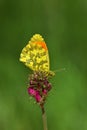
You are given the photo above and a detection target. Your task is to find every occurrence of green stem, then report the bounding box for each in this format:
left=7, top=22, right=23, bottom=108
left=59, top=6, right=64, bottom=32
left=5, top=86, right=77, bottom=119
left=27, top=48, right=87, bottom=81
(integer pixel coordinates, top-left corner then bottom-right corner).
left=41, top=106, right=48, bottom=130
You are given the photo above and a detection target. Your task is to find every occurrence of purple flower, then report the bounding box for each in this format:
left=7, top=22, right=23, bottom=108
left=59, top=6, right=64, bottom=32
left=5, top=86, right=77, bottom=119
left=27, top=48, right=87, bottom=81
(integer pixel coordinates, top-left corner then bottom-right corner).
left=27, top=71, right=53, bottom=105
left=35, top=92, right=41, bottom=102
left=47, top=83, right=52, bottom=91
left=42, top=89, right=47, bottom=94
left=28, top=87, right=36, bottom=96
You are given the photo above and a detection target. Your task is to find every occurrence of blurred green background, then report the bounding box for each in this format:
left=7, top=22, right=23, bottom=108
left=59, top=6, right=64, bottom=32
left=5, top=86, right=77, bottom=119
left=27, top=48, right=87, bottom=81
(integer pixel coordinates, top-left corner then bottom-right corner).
left=0, top=0, right=87, bottom=130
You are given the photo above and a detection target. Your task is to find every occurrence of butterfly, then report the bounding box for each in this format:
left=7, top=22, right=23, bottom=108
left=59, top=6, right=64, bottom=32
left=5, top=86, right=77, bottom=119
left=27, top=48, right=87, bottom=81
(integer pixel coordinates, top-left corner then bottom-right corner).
left=19, top=34, right=55, bottom=77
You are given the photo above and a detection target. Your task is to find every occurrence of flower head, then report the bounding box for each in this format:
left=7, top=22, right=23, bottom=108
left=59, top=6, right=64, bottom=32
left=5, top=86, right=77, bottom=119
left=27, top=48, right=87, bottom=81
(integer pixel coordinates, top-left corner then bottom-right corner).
left=27, top=71, right=52, bottom=106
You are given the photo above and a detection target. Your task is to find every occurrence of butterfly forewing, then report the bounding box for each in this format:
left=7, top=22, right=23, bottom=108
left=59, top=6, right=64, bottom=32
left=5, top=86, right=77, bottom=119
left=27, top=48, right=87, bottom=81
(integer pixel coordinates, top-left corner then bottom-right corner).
left=20, top=34, right=50, bottom=72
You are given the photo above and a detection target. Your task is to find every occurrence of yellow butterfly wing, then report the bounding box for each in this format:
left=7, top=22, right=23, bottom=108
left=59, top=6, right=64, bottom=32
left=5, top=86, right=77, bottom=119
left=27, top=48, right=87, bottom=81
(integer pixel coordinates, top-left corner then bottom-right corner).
left=20, top=34, right=50, bottom=72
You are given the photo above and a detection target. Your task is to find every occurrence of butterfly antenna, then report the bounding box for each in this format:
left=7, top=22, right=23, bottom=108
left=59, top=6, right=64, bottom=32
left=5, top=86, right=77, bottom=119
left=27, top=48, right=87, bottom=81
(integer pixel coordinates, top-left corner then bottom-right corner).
left=53, top=68, right=66, bottom=73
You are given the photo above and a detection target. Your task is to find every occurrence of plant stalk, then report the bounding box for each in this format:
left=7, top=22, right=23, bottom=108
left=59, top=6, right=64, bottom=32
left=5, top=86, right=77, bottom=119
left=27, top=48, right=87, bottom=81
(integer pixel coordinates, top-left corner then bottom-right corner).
left=41, top=106, right=48, bottom=130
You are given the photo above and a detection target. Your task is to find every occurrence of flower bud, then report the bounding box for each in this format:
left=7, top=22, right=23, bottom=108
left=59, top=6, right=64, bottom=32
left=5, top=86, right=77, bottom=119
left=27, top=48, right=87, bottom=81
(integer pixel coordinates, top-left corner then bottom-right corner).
left=47, top=83, right=52, bottom=91
left=42, top=89, right=47, bottom=95
left=35, top=92, right=41, bottom=102
left=28, top=87, right=36, bottom=96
